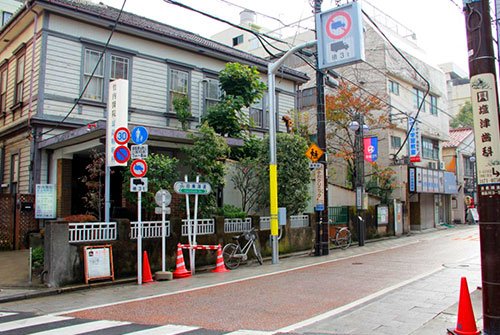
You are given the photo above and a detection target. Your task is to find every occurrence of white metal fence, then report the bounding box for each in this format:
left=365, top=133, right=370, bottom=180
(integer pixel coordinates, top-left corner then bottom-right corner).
left=130, top=221, right=171, bottom=239
left=68, top=222, right=117, bottom=243
left=259, top=216, right=271, bottom=230
left=181, top=219, right=215, bottom=236
left=224, top=218, right=252, bottom=233
left=290, top=215, right=309, bottom=228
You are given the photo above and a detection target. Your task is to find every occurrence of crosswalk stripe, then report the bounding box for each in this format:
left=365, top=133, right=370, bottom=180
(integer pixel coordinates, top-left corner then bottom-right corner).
left=0, top=312, right=16, bottom=318
left=0, top=315, right=72, bottom=332
left=125, top=324, right=200, bottom=334
left=30, top=320, right=131, bottom=335
left=225, top=331, right=273, bottom=335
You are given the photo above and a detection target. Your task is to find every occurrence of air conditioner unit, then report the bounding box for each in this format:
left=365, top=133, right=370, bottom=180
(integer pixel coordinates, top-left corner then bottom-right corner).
left=439, top=162, right=445, bottom=170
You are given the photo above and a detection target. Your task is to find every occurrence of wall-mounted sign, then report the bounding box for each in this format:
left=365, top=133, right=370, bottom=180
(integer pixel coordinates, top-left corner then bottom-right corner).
left=470, top=73, right=500, bottom=186
left=35, top=184, right=56, bottom=219
left=409, top=167, right=457, bottom=194
left=408, top=116, right=421, bottom=163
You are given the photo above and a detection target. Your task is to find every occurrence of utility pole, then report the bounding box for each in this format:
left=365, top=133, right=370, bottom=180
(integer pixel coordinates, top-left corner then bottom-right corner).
left=354, top=114, right=365, bottom=246
left=314, top=0, right=329, bottom=256
left=464, top=1, right=500, bottom=333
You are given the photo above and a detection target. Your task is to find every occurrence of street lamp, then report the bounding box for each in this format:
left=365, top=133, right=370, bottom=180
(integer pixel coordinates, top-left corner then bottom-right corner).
left=349, top=114, right=367, bottom=247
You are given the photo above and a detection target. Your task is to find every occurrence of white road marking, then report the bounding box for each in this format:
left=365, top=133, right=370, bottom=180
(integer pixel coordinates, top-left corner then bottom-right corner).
left=0, top=312, right=16, bottom=318
left=0, top=315, right=72, bottom=332
left=125, top=324, right=199, bottom=334
left=31, top=320, right=131, bottom=335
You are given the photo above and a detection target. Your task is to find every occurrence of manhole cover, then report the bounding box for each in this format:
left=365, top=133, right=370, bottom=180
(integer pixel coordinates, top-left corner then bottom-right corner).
left=352, top=262, right=363, bottom=265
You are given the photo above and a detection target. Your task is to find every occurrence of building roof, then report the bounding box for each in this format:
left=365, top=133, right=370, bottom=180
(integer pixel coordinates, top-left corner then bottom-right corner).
left=442, top=128, right=473, bottom=148
left=25, top=0, right=308, bottom=82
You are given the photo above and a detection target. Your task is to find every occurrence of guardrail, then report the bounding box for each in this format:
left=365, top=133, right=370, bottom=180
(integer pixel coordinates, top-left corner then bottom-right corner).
left=181, top=219, right=215, bottom=236
left=259, top=216, right=271, bottom=230
left=224, top=218, right=252, bottom=233
left=130, top=221, right=171, bottom=239
left=68, top=222, right=117, bottom=243
left=290, top=215, right=309, bottom=228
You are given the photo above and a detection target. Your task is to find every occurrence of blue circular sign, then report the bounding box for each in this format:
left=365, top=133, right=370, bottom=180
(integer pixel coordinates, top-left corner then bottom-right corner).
left=114, top=146, right=130, bottom=164
left=131, top=126, right=148, bottom=145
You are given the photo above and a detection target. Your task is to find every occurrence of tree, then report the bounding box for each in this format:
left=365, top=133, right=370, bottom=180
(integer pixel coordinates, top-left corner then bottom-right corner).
left=204, top=62, right=266, bottom=137
left=230, top=157, right=263, bottom=213
left=122, top=153, right=179, bottom=214
left=256, top=133, right=310, bottom=215
left=183, top=122, right=230, bottom=216
left=172, top=96, right=191, bottom=131
left=325, top=81, right=390, bottom=189
left=365, top=162, right=397, bottom=203
left=79, top=150, right=107, bottom=220
left=450, top=101, right=473, bottom=129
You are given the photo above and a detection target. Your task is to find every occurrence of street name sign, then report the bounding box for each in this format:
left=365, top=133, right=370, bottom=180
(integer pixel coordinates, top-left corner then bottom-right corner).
left=174, top=181, right=212, bottom=195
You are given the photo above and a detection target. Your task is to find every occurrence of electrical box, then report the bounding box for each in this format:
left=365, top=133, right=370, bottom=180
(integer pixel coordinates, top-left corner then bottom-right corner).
left=278, top=207, right=287, bottom=226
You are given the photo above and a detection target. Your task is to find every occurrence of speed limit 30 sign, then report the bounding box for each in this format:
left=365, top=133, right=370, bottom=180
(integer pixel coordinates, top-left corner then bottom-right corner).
left=114, top=127, right=130, bottom=145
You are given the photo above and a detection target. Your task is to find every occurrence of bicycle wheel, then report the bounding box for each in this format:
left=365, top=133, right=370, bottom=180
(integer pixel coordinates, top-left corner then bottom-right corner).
left=335, top=228, right=352, bottom=250
left=252, top=242, right=263, bottom=265
left=222, top=243, right=241, bottom=269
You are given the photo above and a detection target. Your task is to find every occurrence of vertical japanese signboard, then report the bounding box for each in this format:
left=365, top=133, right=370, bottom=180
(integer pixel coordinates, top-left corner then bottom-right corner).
left=408, top=116, right=421, bottom=162
left=106, top=79, right=129, bottom=167
left=316, top=2, right=364, bottom=69
left=315, top=164, right=325, bottom=211
left=470, top=73, right=500, bottom=185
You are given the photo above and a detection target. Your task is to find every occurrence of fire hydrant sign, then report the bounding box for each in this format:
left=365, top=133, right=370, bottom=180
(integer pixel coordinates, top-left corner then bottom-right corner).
left=316, top=2, right=364, bottom=69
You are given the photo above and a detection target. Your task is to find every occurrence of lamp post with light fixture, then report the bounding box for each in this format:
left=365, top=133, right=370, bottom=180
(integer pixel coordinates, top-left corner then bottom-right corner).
left=349, top=114, right=368, bottom=246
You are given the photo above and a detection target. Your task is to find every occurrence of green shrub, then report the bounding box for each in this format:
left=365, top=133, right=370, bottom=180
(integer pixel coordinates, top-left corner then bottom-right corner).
left=215, top=204, right=246, bottom=219
left=32, top=247, right=44, bottom=268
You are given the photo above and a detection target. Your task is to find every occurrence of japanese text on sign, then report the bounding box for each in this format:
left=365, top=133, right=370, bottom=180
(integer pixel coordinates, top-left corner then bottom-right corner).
left=470, top=73, right=500, bottom=185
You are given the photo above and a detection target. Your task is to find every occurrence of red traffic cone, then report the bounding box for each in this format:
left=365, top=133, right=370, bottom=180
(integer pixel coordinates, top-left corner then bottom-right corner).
left=173, top=244, right=191, bottom=279
left=141, top=251, right=155, bottom=285
left=212, top=244, right=230, bottom=273
left=447, top=277, right=481, bottom=335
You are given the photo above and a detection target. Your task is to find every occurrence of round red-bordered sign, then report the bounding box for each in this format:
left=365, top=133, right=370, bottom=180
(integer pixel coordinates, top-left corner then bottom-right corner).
left=114, top=127, right=131, bottom=145
left=130, top=159, right=148, bottom=178
left=113, top=146, right=130, bottom=164
left=326, top=11, right=352, bottom=40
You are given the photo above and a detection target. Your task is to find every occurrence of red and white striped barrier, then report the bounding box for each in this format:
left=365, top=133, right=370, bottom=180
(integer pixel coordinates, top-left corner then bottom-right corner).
left=179, top=244, right=219, bottom=250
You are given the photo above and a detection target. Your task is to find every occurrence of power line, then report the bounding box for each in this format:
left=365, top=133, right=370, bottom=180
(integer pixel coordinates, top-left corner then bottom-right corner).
left=40, top=0, right=127, bottom=137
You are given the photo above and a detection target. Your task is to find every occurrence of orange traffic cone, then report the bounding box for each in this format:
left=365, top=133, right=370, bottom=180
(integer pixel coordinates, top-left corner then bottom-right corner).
left=173, top=244, right=191, bottom=279
left=212, top=244, right=230, bottom=273
left=141, top=251, right=155, bottom=285
left=447, top=277, right=481, bottom=335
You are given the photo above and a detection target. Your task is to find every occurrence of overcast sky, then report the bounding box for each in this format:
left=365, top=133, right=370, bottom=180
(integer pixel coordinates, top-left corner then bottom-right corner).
left=91, top=0, right=471, bottom=73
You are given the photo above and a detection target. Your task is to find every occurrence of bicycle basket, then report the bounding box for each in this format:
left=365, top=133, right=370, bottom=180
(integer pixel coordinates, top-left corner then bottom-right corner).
left=243, top=232, right=251, bottom=240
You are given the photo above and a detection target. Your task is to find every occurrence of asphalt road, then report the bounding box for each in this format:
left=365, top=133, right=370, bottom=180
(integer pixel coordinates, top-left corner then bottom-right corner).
left=0, top=226, right=481, bottom=334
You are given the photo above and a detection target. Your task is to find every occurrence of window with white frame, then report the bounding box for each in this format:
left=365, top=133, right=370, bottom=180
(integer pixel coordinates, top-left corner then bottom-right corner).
left=169, top=68, right=189, bottom=112
left=250, top=95, right=268, bottom=129
left=389, top=80, right=399, bottom=95
left=422, top=137, right=439, bottom=160
left=82, top=49, right=130, bottom=102
left=110, top=55, right=129, bottom=81
left=83, top=49, right=104, bottom=101
left=2, top=12, right=12, bottom=25
left=430, top=95, right=437, bottom=115
left=15, top=53, right=25, bottom=104
left=204, top=78, right=219, bottom=112
left=0, top=66, right=7, bottom=118
left=413, top=87, right=425, bottom=111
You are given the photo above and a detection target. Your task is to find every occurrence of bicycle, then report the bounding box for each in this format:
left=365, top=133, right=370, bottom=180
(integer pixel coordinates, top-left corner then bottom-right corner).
left=223, top=227, right=263, bottom=269
left=331, top=225, right=352, bottom=250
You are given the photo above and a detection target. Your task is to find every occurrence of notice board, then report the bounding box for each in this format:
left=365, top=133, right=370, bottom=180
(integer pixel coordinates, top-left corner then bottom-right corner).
left=84, top=245, right=114, bottom=284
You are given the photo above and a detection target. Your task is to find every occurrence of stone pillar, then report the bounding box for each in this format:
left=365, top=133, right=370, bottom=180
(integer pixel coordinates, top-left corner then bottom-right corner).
left=44, top=221, right=71, bottom=287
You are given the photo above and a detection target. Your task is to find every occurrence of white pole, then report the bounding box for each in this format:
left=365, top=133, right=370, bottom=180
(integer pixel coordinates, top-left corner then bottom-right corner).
left=161, top=192, right=166, bottom=272
left=192, top=175, right=200, bottom=275
left=184, top=175, right=192, bottom=273
left=137, top=190, right=142, bottom=285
